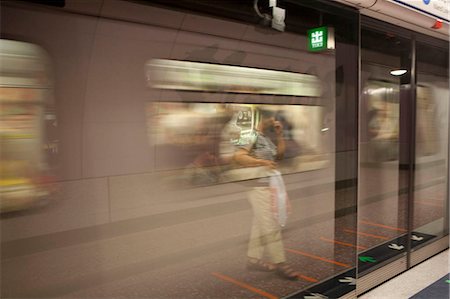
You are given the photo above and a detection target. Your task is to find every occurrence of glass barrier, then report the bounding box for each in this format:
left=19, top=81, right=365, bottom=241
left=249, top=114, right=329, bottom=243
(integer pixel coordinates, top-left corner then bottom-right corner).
left=0, top=1, right=358, bottom=298
left=413, top=42, right=449, bottom=241
left=359, top=27, right=410, bottom=274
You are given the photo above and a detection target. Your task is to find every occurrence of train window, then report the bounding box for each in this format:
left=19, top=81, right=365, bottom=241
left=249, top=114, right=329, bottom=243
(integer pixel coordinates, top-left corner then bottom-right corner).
left=148, top=101, right=327, bottom=187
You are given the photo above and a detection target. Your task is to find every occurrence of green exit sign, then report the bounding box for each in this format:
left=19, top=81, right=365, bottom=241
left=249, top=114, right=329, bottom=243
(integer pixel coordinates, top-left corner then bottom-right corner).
left=308, top=26, right=335, bottom=52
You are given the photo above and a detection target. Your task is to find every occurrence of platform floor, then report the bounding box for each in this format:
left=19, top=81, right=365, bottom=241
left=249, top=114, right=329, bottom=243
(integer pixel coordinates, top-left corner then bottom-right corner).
left=359, top=249, right=449, bottom=299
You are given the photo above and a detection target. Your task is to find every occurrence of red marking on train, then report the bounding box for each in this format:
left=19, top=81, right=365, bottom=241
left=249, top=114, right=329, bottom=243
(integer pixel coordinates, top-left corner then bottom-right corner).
left=359, top=220, right=407, bottom=232
left=343, top=229, right=389, bottom=240
left=286, top=248, right=350, bottom=268
left=319, top=237, right=368, bottom=250
left=211, top=272, right=278, bottom=299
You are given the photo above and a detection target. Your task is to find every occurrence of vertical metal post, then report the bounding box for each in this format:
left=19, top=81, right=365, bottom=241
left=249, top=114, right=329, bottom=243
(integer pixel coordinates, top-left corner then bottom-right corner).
left=356, top=11, right=361, bottom=279
left=398, top=35, right=415, bottom=269
left=445, top=69, right=450, bottom=236
left=406, top=36, right=417, bottom=269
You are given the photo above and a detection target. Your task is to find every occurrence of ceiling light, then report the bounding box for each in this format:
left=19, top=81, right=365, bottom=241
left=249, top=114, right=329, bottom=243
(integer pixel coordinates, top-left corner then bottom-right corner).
left=390, top=69, right=407, bottom=76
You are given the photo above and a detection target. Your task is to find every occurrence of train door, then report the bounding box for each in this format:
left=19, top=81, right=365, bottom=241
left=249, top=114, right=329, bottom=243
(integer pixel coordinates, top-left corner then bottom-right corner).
left=358, top=19, right=449, bottom=293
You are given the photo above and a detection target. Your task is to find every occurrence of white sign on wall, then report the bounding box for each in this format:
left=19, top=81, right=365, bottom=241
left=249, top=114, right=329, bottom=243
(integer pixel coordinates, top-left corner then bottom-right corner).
left=391, top=0, right=450, bottom=22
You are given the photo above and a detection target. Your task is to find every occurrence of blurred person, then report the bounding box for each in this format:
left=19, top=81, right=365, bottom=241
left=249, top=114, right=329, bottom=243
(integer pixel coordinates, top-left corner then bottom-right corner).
left=416, top=86, right=439, bottom=156
left=367, top=98, right=399, bottom=162
left=271, top=111, right=302, bottom=160
left=184, top=114, right=221, bottom=186
left=234, top=109, right=300, bottom=280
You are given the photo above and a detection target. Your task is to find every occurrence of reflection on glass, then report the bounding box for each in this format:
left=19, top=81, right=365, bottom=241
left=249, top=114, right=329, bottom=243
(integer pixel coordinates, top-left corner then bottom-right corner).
left=364, top=81, right=399, bottom=163
left=360, top=77, right=403, bottom=255
left=360, top=29, right=449, bottom=278
left=359, top=28, right=407, bottom=274
left=413, top=42, right=449, bottom=240
left=142, top=50, right=348, bottom=297
left=235, top=108, right=299, bottom=279
left=416, top=86, right=440, bottom=157
left=147, top=102, right=328, bottom=187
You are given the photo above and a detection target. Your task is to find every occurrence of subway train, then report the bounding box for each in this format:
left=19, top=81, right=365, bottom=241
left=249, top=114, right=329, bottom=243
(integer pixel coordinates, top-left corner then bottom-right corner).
left=0, top=0, right=448, bottom=298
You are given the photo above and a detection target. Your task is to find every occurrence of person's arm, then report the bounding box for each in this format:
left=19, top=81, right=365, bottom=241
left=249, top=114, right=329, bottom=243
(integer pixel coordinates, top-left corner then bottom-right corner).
left=234, top=148, right=276, bottom=168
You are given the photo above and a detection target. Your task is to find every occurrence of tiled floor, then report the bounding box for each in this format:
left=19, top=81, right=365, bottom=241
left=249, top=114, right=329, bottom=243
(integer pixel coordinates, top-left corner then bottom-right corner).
left=359, top=249, right=449, bottom=299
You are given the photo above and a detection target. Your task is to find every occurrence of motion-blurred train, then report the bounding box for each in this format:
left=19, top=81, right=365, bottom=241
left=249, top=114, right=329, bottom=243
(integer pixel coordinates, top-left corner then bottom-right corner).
left=1, top=0, right=336, bottom=212
left=1, top=0, right=447, bottom=212
left=0, top=39, right=57, bottom=212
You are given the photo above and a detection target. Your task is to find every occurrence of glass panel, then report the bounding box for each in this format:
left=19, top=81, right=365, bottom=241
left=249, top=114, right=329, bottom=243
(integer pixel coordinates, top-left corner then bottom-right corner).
left=0, top=1, right=358, bottom=298
left=359, top=27, right=411, bottom=274
left=413, top=41, right=449, bottom=241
